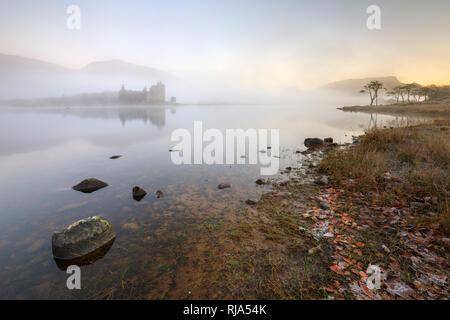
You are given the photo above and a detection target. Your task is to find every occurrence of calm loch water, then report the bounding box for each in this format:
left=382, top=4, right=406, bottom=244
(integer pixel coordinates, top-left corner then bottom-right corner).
left=0, top=101, right=397, bottom=299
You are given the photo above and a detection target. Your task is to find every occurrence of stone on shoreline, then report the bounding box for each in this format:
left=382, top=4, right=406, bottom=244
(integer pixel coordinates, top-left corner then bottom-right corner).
left=156, top=190, right=164, bottom=198
left=324, top=137, right=333, bottom=144
left=245, top=199, right=257, bottom=205
left=304, top=138, right=324, bottom=148
left=255, top=178, right=267, bottom=185
left=132, top=186, right=147, bottom=201
left=52, top=216, right=115, bottom=264
left=315, top=176, right=329, bottom=186
left=319, top=201, right=331, bottom=209
left=72, top=178, right=108, bottom=193
left=217, top=183, right=232, bottom=189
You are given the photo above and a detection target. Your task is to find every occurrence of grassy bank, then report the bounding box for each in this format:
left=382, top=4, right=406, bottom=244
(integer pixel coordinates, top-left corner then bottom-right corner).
left=208, top=121, right=449, bottom=300
left=340, top=102, right=450, bottom=119
left=136, top=120, right=449, bottom=300
left=318, top=120, right=449, bottom=230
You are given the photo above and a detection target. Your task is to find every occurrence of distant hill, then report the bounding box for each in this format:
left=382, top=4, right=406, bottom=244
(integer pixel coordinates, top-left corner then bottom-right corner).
left=0, top=53, right=67, bottom=74
left=321, top=76, right=403, bottom=95
left=0, top=53, right=175, bottom=99
left=81, top=59, right=175, bottom=81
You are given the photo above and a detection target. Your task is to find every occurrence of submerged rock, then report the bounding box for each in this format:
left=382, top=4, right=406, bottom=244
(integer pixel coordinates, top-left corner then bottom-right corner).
left=304, top=138, right=324, bottom=148
left=52, top=216, right=115, bottom=268
left=217, top=183, right=232, bottom=189
left=109, top=155, right=122, bottom=159
left=156, top=190, right=164, bottom=198
left=122, top=222, right=139, bottom=231
left=72, top=178, right=108, bottom=193
left=132, top=186, right=147, bottom=201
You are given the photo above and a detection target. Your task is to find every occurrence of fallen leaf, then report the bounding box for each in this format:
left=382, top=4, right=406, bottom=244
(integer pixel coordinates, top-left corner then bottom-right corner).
left=330, top=265, right=344, bottom=275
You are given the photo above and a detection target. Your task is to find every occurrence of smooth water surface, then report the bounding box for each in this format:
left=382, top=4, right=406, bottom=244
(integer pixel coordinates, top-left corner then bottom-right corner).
left=0, top=101, right=398, bottom=298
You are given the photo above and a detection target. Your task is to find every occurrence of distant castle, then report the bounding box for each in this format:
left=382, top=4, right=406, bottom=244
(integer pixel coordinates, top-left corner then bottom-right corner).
left=119, top=81, right=166, bottom=104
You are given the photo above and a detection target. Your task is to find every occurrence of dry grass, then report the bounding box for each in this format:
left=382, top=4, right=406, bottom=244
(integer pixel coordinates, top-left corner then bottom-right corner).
left=341, top=102, right=450, bottom=119
left=318, top=120, right=450, bottom=231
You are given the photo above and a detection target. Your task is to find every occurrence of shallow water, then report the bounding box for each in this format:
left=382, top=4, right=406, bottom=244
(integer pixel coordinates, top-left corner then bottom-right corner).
left=0, top=101, right=401, bottom=299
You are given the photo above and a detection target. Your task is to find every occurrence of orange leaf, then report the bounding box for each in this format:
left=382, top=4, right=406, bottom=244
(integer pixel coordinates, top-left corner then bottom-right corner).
left=361, top=285, right=376, bottom=300
left=330, top=265, right=343, bottom=275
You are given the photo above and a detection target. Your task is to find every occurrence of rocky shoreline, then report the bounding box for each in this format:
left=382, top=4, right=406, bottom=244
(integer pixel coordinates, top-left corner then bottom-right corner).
left=194, top=122, right=449, bottom=300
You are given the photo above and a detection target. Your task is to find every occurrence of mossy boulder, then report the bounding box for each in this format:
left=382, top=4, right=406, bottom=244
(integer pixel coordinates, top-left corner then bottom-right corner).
left=52, top=216, right=115, bottom=265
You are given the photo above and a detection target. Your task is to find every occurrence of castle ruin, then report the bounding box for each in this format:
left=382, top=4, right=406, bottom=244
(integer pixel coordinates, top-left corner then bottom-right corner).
left=119, top=81, right=166, bottom=104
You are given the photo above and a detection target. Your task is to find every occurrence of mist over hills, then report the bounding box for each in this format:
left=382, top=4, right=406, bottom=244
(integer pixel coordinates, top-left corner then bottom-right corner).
left=81, top=59, right=175, bottom=81
left=0, top=53, right=176, bottom=100
left=321, top=76, right=403, bottom=95
left=0, top=53, right=415, bottom=105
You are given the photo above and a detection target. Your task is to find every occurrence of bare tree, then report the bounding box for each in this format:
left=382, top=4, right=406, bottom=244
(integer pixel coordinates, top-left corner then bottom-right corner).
left=388, top=86, right=403, bottom=103
left=360, top=81, right=385, bottom=106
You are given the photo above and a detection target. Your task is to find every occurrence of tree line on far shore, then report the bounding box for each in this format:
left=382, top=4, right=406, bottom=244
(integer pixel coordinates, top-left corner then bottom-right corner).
left=360, top=81, right=450, bottom=106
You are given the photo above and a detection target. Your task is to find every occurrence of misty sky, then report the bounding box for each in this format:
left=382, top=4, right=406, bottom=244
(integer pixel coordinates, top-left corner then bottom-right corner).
left=1, top=0, right=449, bottom=92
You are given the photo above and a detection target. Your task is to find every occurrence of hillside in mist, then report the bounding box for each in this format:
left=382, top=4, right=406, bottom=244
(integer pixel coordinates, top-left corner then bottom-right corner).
left=321, top=76, right=403, bottom=95
left=0, top=53, right=175, bottom=100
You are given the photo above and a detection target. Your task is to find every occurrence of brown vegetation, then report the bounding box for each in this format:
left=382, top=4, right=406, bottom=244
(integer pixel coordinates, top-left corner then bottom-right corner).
left=319, top=120, right=449, bottom=230
left=341, top=102, right=450, bottom=119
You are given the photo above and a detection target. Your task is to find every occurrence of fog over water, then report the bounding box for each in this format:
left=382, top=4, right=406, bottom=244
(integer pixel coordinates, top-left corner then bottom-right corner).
left=2, top=0, right=447, bottom=299
left=0, top=93, right=408, bottom=299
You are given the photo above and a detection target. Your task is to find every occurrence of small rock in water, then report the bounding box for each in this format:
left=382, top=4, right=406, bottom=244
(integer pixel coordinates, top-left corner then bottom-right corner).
left=156, top=190, right=164, bottom=198
left=315, top=176, right=329, bottom=186
left=255, top=178, right=267, bottom=185
left=72, top=178, right=108, bottom=193
left=217, top=183, right=232, bottom=189
left=304, top=138, right=324, bottom=148
left=324, top=137, right=333, bottom=144
left=132, top=186, right=147, bottom=201
left=52, top=216, right=115, bottom=267
left=109, top=155, right=122, bottom=159
left=245, top=199, right=257, bottom=205
left=267, top=146, right=272, bottom=150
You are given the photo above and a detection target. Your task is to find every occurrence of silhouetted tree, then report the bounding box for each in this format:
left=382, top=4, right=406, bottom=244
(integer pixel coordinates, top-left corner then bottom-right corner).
left=360, top=81, right=385, bottom=106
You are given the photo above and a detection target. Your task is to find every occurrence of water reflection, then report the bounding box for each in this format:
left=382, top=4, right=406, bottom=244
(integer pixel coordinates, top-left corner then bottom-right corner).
left=53, top=238, right=115, bottom=271
left=0, top=102, right=412, bottom=299
left=118, top=107, right=168, bottom=127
